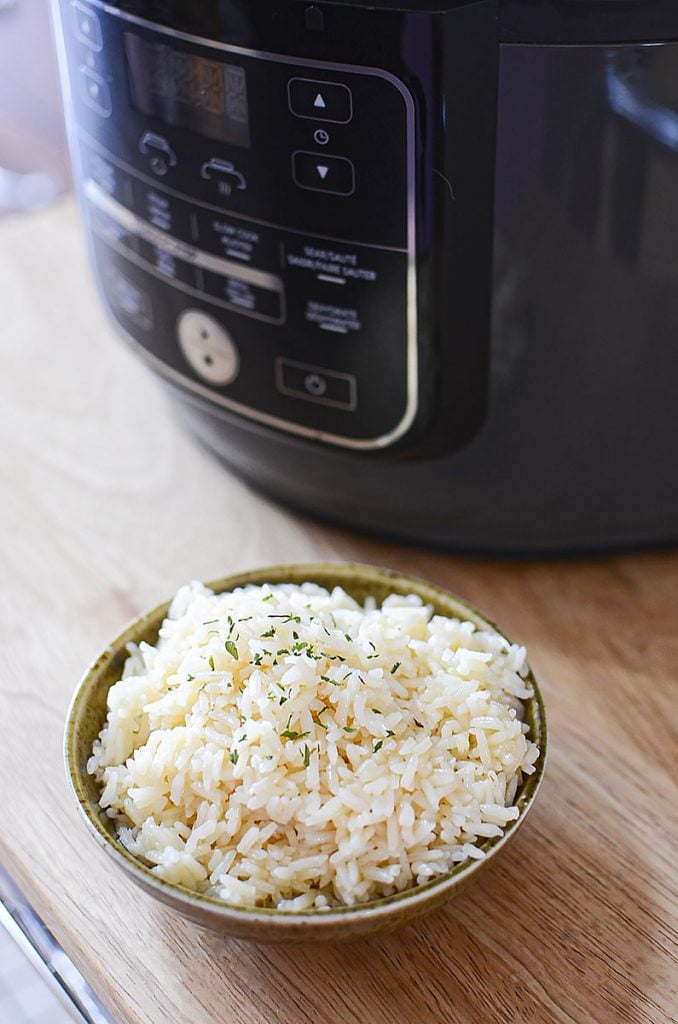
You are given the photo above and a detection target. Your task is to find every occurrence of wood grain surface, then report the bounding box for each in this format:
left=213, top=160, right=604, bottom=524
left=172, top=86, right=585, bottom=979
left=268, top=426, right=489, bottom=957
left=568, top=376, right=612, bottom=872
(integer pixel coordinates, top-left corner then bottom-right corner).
left=0, top=201, right=676, bottom=1024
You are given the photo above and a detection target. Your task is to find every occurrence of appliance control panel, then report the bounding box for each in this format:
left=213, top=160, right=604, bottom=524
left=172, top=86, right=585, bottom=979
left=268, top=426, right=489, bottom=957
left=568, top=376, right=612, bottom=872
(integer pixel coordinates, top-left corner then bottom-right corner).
left=55, top=0, right=416, bottom=449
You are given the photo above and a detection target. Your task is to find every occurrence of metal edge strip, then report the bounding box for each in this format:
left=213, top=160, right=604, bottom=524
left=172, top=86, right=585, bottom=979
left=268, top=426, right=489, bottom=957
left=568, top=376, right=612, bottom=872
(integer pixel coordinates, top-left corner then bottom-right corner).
left=0, top=865, right=115, bottom=1024
left=89, top=224, right=287, bottom=325
left=84, top=179, right=284, bottom=292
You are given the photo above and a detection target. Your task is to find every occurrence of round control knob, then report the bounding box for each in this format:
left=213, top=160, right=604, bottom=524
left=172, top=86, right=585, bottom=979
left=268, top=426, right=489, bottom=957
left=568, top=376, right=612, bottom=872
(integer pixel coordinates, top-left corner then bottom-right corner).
left=176, top=309, right=239, bottom=386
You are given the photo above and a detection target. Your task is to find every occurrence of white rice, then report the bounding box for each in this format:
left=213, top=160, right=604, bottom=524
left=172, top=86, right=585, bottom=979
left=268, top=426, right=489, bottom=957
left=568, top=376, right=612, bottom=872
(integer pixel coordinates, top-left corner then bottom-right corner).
left=88, top=581, right=540, bottom=910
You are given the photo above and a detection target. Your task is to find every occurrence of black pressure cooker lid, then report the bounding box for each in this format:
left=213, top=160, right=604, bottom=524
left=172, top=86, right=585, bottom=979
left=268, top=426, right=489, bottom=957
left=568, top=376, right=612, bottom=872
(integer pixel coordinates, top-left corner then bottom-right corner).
left=311, top=0, right=678, bottom=44
left=498, top=0, right=678, bottom=43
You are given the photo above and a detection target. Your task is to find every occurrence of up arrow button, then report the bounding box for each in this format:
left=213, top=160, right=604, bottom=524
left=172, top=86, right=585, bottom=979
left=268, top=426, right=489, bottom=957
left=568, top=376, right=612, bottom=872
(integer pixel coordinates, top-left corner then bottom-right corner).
left=287, top=78, right=353, bottom=123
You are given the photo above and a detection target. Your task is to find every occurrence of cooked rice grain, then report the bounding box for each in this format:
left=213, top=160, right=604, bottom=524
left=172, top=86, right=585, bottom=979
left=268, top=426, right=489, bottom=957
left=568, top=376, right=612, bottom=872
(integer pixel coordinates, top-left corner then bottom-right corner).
left=88, top=582, right=539, bottom=909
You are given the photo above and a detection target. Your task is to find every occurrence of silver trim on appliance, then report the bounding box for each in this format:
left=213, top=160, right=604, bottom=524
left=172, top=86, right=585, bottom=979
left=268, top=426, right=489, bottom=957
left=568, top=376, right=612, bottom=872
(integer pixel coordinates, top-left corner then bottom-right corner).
left=85, top=178, right=285, bottom=309
left=52, top=0, right=418, bottom=451
left=0, top=864, right=115, bottom=1024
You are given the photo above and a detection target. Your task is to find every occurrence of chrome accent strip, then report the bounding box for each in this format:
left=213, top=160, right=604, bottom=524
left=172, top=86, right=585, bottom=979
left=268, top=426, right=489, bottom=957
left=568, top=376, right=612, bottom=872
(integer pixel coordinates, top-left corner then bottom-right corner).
left=0, top=864, right=115, bottom=1024
left=52, top=0, right=418, bottom=450
left=84, top=179, right=284, bottom=294
left=90, top=226, right=285, bottom=325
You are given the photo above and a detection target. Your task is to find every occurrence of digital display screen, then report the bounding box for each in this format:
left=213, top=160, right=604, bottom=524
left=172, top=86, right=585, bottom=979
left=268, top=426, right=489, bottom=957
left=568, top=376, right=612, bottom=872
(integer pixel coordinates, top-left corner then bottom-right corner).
left=124, top=33, right=250, bottom=148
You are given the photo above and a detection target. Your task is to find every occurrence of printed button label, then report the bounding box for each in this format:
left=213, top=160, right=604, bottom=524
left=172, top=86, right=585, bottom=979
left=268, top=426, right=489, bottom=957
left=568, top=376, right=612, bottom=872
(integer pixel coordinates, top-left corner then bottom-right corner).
left=305, top=301, right=361, bottom=334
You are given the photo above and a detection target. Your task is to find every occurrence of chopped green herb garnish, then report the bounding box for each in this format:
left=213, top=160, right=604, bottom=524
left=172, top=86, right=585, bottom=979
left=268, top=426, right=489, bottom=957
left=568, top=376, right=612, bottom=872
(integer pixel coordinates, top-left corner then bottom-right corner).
left=186, top=674, right=195, bottom=682
left=276, top=648, right=290, bottom=656
left=225, top=640, right=238, bottom=659
left=229, top=750, right=238, bottom=764
left=373, top=740, right=383, bottom=753
left=313, top=706, right=329, bottom=729
left=368, top=641, right=376, bottom=651
left=302, top=743, right=310, bottom=768
left=391, top=662, right=401, bottom=674
left=252, top=653, right=263, bottom=666
left=386, top=729, right=395, bottom=737
left=366, top=653, right=379, bottom=660
left=292, top=630, right=299, bottom=640
left=202, top=619, right=218, bottom=625
left=414, top=719, right=424, bottom=728
left=262, top=593, right=273, bottom=602
left=344, top=633, right=352, bottom=643
left=320, top=675, right=331, bottom=683
left=269, top=614, right=301, bottom=623
left=371, top=708, right=382, bottom=715
left=344, top=726, right=357, bottom=733
left=281, top=729, right=309, bottom=741
left=279, top=696, right=288, bottom=706
left=261, top=627, right=275, bottom=639
left=208, top=655, right=215, bottom=671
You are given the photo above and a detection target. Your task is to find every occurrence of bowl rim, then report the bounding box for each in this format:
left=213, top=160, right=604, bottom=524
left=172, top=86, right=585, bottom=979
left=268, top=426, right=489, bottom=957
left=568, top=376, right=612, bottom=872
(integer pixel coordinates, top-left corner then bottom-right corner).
left=64, top=561, right=548, bottom=925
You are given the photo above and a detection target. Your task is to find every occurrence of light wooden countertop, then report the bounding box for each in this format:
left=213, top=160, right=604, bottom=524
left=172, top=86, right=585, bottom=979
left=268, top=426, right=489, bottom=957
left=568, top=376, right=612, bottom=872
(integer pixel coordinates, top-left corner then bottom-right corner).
left=0, top=201, right=675, bottom=1024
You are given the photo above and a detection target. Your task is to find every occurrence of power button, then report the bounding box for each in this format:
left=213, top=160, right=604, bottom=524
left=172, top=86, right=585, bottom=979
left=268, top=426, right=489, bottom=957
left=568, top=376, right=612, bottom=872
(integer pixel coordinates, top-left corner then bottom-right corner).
left=275, top=358, right=356, bottom=409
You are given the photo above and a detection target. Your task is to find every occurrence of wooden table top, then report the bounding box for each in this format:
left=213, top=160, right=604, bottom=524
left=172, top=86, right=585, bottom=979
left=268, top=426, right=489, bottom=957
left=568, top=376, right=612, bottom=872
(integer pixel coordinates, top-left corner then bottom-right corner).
left=0, top=201, right=676, bottom=1024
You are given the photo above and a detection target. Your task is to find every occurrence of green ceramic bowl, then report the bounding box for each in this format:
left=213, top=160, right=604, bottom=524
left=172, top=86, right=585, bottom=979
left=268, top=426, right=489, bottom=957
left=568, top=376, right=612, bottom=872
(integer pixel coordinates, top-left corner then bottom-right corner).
left=65, top=562, right=547, bottom=942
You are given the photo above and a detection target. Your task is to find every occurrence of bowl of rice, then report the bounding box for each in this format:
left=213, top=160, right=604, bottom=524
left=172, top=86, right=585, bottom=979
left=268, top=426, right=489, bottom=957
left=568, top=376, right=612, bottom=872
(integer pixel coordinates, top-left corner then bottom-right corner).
left=65, top=562, right=547, bottom=941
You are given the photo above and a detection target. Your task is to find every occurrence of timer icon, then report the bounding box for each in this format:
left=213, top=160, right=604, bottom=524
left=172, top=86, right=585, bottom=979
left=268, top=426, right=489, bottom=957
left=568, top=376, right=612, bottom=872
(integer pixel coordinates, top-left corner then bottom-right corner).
left=313, top=128, right=330, bottom=146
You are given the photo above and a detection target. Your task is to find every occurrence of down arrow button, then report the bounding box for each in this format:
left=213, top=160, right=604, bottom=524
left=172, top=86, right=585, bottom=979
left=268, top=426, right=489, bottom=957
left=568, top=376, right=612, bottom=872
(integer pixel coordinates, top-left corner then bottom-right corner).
left=292, top=151, right=355, bottom=196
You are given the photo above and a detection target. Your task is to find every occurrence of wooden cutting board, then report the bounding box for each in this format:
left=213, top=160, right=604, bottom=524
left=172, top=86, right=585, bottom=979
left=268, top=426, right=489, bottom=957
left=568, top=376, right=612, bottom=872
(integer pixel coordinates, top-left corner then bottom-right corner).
left=0, top=200, right=675, bottom=1024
